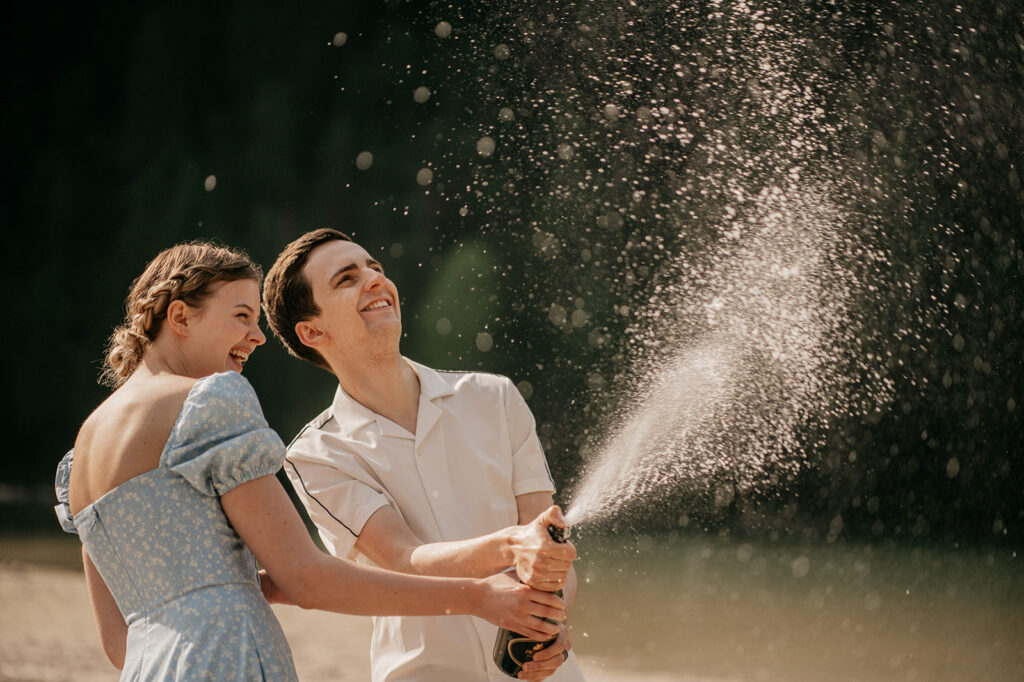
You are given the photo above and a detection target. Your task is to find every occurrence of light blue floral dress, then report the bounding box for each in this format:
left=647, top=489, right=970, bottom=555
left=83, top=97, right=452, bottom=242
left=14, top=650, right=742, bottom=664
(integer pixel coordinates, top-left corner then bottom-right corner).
left=55, top=372, right=299, bottom=681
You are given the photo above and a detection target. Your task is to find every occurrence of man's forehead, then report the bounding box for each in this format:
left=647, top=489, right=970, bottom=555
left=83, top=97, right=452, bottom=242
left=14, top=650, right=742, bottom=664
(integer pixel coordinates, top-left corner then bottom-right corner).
left=306, top=240, right=373, bottom=276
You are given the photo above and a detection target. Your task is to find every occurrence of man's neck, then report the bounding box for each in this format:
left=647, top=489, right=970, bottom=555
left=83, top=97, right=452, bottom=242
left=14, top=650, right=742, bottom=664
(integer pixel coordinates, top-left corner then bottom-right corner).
left=332, top=352, right=420, bottom=434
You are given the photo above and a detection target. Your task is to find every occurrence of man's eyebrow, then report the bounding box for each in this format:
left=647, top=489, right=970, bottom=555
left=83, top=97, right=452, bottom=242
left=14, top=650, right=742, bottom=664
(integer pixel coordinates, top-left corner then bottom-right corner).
left=328, top=262, right=358, bottom=284
left=233, top=303, right=257, bottom=312
left=329, top=258, right=383, bottom=284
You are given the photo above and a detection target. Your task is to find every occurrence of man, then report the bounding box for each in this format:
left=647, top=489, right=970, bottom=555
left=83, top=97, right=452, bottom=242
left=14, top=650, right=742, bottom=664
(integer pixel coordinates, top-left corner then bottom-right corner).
left=263, top=228, right=585, bottom=682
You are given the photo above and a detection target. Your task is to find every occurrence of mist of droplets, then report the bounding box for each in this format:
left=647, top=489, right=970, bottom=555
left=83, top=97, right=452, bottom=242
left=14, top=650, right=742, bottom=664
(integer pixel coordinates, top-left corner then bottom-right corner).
left=446, top=1, right=921, bottom=526
left=369, top=1, right=1018, bottom=528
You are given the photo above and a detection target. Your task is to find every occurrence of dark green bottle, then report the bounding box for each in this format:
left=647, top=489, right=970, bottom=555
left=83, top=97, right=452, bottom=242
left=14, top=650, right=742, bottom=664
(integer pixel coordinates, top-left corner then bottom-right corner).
left=492, top=524, right=570, bottom=677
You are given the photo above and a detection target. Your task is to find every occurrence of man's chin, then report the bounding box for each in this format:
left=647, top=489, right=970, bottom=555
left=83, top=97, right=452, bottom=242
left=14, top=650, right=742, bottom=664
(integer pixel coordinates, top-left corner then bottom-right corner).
left=363, top=320, right=402, bottom=347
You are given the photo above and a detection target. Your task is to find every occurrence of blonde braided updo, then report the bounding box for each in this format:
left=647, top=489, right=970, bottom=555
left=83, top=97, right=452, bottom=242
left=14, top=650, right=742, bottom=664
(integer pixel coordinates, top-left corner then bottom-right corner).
left=100, top=241, right=262, bottom=388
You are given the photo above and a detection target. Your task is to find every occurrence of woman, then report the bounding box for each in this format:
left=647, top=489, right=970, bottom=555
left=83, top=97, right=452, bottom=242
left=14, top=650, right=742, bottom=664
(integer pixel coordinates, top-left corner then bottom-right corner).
left=55, top=241, right=564, bottom=680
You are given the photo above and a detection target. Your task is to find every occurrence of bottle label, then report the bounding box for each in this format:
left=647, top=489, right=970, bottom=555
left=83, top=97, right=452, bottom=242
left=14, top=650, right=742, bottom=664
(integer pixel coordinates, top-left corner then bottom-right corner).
left=506, top=637, right=549, bottom=667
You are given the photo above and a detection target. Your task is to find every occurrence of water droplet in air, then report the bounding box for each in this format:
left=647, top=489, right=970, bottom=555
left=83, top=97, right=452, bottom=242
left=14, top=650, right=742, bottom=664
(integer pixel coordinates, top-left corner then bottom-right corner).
left=548, top=303, right=567, bottom=327
left=355, top=151, right=373, bottom=170
left=416, top=168, right=434, bottom=186
left=203, top=175, right=217, bottom=192
left=434, top=21, right=452, bottom=39
left=332, top=32, right=347, bottom=47
left=413, top=86, right=431, bottom=103
left=476, top=136, right=496, bottom=157
left=517, top=380, right=534, bottom=400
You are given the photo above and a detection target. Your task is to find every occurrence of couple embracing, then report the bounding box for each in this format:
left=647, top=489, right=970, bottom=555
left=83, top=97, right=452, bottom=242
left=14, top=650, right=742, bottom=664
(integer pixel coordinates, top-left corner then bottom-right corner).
left=56, top=229, right=585, bottom=681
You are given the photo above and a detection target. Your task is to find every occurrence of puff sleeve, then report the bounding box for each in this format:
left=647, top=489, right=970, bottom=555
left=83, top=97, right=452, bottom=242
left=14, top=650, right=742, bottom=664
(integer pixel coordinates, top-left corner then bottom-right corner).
left=54, top=450, right=77, bottom=534
left=164, top=372, right=285, bottom=496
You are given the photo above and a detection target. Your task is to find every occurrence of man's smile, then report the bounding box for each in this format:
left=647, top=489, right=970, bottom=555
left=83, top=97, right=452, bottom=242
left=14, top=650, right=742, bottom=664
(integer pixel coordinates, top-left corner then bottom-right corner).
left=361, top=298, right=392, bottom=312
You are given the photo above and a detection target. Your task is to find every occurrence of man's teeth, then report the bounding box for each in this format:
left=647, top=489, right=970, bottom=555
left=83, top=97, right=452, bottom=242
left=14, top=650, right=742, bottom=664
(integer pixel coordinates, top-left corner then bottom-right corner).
left=365, top=300, right=390, bottom=311
left=230, top=351, right=249, bottom=363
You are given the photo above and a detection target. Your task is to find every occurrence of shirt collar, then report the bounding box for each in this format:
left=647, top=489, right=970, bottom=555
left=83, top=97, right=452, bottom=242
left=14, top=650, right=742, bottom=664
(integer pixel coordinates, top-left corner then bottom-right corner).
left=327, top=357, right=455, bottom=437
left=406, top=357, right=456, bottom=402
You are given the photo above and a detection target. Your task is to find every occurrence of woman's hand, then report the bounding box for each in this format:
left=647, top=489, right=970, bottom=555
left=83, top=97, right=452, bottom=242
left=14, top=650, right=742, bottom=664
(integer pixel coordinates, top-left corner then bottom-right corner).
left=476, top=572, right=564, bottom=641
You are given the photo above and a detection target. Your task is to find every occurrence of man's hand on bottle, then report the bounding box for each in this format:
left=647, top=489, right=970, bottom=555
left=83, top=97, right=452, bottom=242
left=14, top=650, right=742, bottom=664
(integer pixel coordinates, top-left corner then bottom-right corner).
left=511, top=505, right=577, bottom=591
left=518, top=624, right=574, bottom=681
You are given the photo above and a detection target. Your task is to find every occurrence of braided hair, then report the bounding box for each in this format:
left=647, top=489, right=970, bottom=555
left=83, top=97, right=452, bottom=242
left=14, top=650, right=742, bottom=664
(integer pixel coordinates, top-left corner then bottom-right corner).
left=100, top=241, right=262, bottom=388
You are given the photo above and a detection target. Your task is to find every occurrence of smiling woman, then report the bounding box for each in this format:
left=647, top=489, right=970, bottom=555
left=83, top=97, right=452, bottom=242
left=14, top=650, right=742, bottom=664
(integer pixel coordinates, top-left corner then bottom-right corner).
left=98, top=242, right=265, bottom=389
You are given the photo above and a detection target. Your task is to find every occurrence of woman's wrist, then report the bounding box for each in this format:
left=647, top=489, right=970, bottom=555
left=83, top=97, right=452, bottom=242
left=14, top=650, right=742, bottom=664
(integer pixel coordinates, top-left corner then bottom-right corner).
left=460, top=577, right=488, bottom=616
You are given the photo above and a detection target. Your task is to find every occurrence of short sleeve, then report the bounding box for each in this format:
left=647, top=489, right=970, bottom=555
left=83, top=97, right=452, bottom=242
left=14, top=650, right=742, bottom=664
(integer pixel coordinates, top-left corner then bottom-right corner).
left=504, top=378, right=556, bottom=496
left=284, top=429, right=392, bottom=560
left=164, top=372, right=285, bottom=496
left=54, top=450, right=78, bottom=534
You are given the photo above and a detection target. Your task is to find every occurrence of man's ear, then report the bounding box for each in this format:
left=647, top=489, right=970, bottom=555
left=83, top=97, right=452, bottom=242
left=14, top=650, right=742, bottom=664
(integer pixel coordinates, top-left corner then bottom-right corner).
left=295, top=320, right=328, bottom=348
left=165, top=300, right=191, bottom=337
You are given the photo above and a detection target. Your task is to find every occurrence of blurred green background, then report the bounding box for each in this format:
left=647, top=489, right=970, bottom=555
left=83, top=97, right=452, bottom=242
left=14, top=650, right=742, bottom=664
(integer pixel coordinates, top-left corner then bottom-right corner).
left=2, top=0, right=1021, bottom=550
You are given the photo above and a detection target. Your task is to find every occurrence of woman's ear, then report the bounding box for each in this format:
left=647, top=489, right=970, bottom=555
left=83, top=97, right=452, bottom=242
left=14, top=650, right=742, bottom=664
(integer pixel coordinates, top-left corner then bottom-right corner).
left=295, top=320, right=328, bottom=348
left=165, top=300, right=191, bottom=336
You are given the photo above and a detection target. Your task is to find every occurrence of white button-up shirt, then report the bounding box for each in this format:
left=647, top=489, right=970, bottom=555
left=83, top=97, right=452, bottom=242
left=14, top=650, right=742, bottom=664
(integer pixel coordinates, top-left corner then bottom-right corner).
left=284, top=359, right=584, bottom=681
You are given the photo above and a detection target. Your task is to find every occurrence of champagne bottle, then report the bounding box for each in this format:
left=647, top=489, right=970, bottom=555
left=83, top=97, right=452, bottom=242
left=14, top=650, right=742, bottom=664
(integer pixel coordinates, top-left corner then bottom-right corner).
left=492, top=524, right=570, bottom=677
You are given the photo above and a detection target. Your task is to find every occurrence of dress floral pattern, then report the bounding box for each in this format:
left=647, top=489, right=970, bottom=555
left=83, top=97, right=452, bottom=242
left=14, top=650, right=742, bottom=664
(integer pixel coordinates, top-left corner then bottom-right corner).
left=55, top=372, right=299, bottom=681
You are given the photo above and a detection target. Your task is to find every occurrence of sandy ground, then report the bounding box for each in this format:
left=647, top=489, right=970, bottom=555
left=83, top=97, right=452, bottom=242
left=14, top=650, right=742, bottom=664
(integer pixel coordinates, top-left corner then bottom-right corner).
left=4, top=536, right=1020, bottom=682
left=0, top=562, right=672, bottom=682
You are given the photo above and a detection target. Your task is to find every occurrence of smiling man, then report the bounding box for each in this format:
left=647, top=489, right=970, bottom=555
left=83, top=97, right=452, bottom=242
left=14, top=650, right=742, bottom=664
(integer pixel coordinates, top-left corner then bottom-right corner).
left=262, top=229, right=585, bottom=682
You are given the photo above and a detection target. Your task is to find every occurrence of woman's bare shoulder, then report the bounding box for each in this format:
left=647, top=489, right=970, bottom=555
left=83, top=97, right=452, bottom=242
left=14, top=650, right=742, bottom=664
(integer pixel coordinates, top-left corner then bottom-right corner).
left=70, top=375, right=200, bottom=510
left=81, top=375, right=198, bottom=433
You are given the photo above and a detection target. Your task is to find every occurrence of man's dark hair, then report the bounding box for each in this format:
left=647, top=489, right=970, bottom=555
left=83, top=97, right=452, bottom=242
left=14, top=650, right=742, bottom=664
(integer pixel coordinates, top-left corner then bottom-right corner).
left=263, top=228, right=353, bottom=369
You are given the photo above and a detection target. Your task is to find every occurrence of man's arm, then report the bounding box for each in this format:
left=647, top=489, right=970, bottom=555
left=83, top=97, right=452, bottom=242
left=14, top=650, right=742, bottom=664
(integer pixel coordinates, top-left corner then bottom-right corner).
left=354, top=493, right=575, bottom=592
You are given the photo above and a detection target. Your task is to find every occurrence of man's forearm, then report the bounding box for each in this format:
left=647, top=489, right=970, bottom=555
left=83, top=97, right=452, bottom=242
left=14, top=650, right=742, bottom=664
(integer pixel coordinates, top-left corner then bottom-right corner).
left=403, top=528, right=517, bottom=578
left=355, top=505, right=519, bottom=578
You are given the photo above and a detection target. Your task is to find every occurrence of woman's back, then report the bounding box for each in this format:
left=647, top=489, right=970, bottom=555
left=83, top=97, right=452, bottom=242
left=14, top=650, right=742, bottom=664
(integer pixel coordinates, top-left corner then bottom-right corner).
left=56, top=372, right=297, bottom=681
left=69, top=375, right=195, bottom=515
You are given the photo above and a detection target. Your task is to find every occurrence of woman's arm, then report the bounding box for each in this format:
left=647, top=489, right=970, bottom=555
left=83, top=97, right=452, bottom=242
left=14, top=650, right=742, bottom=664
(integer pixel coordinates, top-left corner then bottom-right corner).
left=220, top=475, right=565, bottom=641
left=82, top=546, right=127, bottom=669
